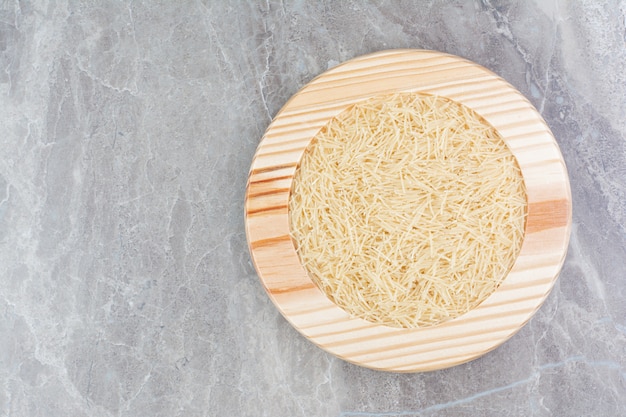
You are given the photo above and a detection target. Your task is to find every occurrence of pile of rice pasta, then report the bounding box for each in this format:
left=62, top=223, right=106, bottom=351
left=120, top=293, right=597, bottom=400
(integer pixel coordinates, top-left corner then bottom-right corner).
left=289, top=93, right=527, bottom=328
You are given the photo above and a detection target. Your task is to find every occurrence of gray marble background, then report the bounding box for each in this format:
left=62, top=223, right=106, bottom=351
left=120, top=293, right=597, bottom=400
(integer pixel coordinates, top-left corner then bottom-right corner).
left=1, top=1, right=625, bottom=416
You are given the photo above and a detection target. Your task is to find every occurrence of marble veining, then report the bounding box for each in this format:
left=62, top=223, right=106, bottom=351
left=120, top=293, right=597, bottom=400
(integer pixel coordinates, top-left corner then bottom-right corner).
left=1, top=1, right=625, bottom=416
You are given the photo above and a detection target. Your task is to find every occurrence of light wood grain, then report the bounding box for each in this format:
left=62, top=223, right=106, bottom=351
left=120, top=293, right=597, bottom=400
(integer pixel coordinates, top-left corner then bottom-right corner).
left=244, top=49, right=572, bottom=372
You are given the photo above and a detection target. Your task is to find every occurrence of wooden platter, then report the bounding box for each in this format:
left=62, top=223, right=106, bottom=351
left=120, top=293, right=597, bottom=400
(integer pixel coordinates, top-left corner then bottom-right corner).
left=244, top=49, right=571, bottom=372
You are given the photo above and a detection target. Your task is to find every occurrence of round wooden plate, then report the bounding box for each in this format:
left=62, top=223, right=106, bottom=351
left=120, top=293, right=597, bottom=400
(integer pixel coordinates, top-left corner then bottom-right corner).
left=245, top=49, right=571, bottom=372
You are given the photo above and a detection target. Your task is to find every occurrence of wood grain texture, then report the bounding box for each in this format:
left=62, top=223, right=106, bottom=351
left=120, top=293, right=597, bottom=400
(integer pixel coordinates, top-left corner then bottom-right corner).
left=244, top=49, right=572, bottom=372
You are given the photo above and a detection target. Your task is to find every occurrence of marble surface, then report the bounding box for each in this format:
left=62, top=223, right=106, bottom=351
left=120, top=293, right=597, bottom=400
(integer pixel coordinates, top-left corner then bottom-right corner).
left=1, top=1, right=625, bottom=416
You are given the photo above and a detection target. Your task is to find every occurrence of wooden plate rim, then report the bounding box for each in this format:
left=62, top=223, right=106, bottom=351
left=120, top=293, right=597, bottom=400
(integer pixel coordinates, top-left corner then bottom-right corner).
left=245, top=49, right=572, bottom=372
